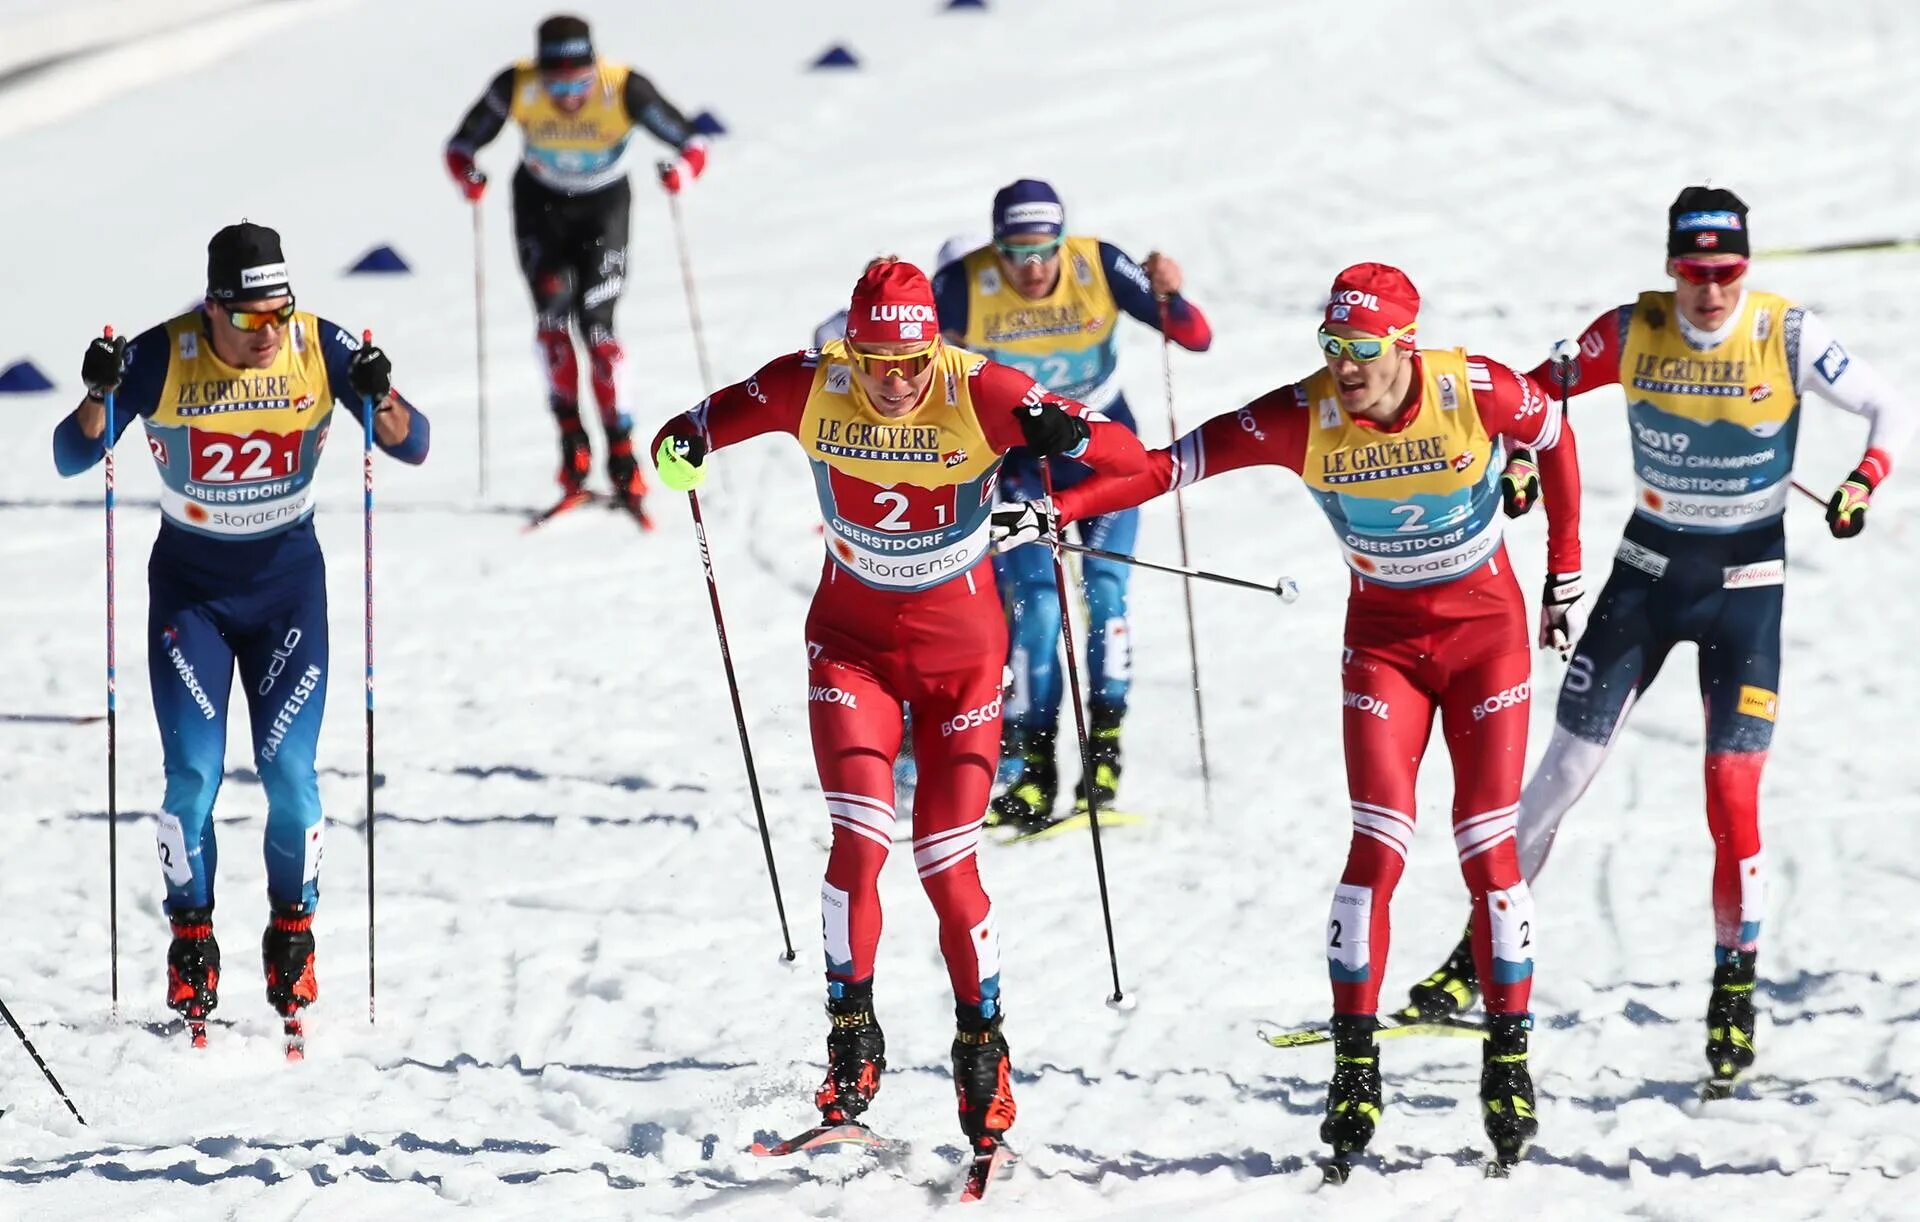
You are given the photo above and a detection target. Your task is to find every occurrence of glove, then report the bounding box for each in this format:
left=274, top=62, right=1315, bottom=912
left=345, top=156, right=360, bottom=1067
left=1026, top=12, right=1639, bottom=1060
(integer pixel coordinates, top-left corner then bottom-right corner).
left=81, top=334, right=128, bottom=399
left=1827, top=467, right=1876, bottom=538
left=1500, top=448, right=1540, bottom=518
left=445, top=149, right=487, bottom=202
left=654, top=433, right=709, bottom=492
left=348, top=345, right=392, bottom=401
left=989, top=498, right=1056, bottom=551
left=1014, top=400, right=1090, bottom=457
left=657, top=141, right=708, bottom=195
left=1539, top=572, right=1585, bottom=657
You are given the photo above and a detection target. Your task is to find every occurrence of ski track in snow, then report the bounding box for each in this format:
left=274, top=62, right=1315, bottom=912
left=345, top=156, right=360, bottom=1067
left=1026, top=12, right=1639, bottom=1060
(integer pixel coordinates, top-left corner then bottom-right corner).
left=4, top=0, right=1920, bottom=1216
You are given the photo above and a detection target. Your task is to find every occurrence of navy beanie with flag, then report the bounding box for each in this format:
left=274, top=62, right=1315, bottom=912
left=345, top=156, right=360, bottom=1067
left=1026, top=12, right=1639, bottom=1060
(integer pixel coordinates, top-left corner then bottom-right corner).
left=992, top=179, right=1066, bottom=240
left=1668, top=186, right=1749, bottom=256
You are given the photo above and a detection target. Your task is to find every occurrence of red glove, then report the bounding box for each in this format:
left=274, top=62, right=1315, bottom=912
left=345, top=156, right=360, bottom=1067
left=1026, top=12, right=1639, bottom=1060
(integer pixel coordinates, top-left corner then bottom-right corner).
left=658, top=140, right=708, bottom=195
left=445, top=149, right=487, bottom=202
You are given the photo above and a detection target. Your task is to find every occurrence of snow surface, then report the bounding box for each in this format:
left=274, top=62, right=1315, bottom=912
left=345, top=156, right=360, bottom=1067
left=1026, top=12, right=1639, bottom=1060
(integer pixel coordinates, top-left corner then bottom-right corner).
left=4, top=0, right=1920, bottom=1216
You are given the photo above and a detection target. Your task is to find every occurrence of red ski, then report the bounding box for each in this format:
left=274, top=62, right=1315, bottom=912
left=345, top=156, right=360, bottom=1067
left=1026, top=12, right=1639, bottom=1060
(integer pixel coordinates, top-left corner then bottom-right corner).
left=523, top=489, right=599, bottom=532
left=958, top=1141, right=1016, bottom=1202
left=749, top=1122, right=899, bottom=1158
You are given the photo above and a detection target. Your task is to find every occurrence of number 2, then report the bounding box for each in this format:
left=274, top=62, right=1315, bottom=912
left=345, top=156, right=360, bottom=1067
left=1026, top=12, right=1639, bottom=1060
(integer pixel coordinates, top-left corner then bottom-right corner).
left=1390, top=504, right=1425, bottom=532
left=1328, top=920, right=1343, bottom=948
left=873, top=491, right=910, bottom=532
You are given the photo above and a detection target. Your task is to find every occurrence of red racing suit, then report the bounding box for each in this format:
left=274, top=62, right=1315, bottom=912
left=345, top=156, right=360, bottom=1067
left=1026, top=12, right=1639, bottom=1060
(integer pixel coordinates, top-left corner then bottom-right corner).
left=1054, top=350, right=1581, bottom=1017
left=653, top=342, right=1148, bottom=1014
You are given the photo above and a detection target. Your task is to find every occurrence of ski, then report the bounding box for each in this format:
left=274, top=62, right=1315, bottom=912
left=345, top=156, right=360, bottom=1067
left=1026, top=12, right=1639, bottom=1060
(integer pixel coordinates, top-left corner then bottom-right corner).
left=1320, top=1154, right=1353, bottom=1186
left=1700, top=1076, right=1739, bottom=1102
left=1484, top=1145, right=1526, bottom=1178
left=283, top=1018, right=306, bottom=1062
left=1257, top=1013, right=1488, bottom=1049
left=608, top=497, right=656, bottom=532
left=523, top=489, right=600, bottom=532
left=748, top=1121, right=899, bottom=1158
left=957, top=1142, right=1015, bottom=1202
left=995, top=809, right=1147, bottom=846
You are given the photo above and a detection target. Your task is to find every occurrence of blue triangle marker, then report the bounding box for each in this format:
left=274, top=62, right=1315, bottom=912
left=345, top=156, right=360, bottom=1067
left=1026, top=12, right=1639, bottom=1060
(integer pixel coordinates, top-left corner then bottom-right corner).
left=0, top=359, right=55, bottom=393
left=347, top=245, right=411, bottom=274
left=691, top=109, right=727, bottom=137
left=946, top=0, right=988, bottom=9
left=811, top=44, right=859, bottom=70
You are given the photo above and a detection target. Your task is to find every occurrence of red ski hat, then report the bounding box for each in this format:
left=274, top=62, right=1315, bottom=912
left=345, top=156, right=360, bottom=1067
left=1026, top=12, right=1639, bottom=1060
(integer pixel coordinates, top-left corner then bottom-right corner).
left=846, top=260, right=939, bottom=345
left=1324, top=262, right=1420, bottom=348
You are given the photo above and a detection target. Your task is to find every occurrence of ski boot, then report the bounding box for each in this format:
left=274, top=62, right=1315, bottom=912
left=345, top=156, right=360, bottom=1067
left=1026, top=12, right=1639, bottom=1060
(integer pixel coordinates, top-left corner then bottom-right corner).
left=815, top=982, right=886, bottom=1125
left=989, top=728, right=1058, bottom=829
left=605, top=431, right=654, bottom=530
left=1320, top=1014, right=1383, bottom=1181
left=1481, top=1011, right=1537, bottom=1173
left=1400, top=926, right=1478, bottom=1022
left=166, top=907, right=220, bottom=1047
left=1072, top=703, right=1125, bottom=813
left=556, top=418, right=592, bottom=496
left=1704, top=949, right=1758, bottom=1096
left=952, top=1008, right=1017, bottom=1156
left=263, top=904, right=318, bottom=1060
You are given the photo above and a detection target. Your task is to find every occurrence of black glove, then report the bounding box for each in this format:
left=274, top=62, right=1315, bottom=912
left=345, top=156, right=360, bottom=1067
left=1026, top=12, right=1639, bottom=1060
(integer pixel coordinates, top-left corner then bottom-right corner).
left=1827, top=468, right=1875, bottom=539
left=348, top=344, right=392, bottom=401
left=81, top=334, right=128, bottom=399
left=1500, top=449, right=1540, bottom=518
left=1014, top=399, right=1090, bottom=457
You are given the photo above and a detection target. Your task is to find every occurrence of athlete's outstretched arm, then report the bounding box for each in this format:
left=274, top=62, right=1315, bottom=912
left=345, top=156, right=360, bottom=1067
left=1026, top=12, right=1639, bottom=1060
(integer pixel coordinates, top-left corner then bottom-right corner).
left=1099, top=241, right=1212, bottom=352
left=1052, top=384, right=1309, bottom=524
left=970, top=359, right=1149, bottom=474
left=651, top=351, right=816, bottom=455
left=52, top=324, right=168, bottom=476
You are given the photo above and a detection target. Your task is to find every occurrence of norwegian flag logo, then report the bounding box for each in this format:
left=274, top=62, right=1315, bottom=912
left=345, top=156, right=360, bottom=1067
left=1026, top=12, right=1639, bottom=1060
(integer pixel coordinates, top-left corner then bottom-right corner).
left=1697, top=233, right=1719, bottom=248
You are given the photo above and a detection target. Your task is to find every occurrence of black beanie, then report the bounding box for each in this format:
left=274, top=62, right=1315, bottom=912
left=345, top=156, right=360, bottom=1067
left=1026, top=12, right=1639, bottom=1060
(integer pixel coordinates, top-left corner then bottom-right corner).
left=1668, top=186, right=1749, bottom=257
left=207, top=222, right=290, bottom=302
left=537, top=15, right=594, bottom=70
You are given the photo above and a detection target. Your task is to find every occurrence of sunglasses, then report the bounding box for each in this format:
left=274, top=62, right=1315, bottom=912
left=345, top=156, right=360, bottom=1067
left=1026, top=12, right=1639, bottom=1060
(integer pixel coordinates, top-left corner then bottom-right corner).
left=223, top=300, right=296, bottom=332
left=848, top=339, right=939, bottom=381
left=1671, top=257, right=1749, bottom=286
left=994, top=236, right=1065, bottom=266
left=1317, top=323, right=1416, bottom=363
left=543, top=74, right=594, bottom=99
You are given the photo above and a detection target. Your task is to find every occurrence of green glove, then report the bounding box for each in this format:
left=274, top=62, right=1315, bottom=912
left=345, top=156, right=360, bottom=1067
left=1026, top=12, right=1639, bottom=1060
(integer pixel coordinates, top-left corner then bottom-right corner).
left=655, top=433, right=709, bottom=492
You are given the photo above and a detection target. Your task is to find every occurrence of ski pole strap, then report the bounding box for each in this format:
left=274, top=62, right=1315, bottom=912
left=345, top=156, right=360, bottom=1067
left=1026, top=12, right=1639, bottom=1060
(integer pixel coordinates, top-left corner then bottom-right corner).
left=1046, top=537, right=1300, bottom=603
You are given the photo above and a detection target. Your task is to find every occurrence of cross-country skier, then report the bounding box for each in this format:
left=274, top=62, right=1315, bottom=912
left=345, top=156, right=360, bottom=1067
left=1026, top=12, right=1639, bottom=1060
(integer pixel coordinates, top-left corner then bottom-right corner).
left=993, top=262, right=1583, bottom=1171
left=446, top=12, right=707, bottom=525
left=1401, top=186, right=1918, bottom=1096
left=932, top=179, right=1213, bottom=828
left=650, top=259, right=1148, bottom=1163
left=50, top=222, right=430, bottom=1044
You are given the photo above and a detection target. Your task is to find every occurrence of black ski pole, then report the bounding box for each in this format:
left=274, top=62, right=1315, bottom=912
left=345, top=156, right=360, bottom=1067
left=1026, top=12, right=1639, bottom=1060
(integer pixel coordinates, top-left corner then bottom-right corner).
left=685, top=488, right=796, bottom=960
left=0, top=994, right=86, bottom=1124
left=1156, top=299, right=1212, bottom=812
left=102, top=327, right=120, bottom=1016
left=360, top=348, right=378, bottom=1026
left=1042, top=460, right=1127, bottom=1008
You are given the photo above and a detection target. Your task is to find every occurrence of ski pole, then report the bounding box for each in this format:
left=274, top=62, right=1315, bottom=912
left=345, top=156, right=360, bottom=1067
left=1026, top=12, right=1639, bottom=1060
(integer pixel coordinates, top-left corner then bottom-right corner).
left=0, top=994, right=86, bottom=1124
left=1791, top=479, right=1826, bottom=508
left=1156, top=298, right=1212, bottom=812
left=101, top=326, right=119, bottom=1017
left=361, top=334, right=378, bottom=1025
left=685, top=488, right=796, bottom=961
left=470, top=202, right=491, bottom=497
left=1045, top=536, right=1301, bottom=603
left=1041, top=461, right=1127, bottom=1009
left=661, top=173, right=714, bottom=390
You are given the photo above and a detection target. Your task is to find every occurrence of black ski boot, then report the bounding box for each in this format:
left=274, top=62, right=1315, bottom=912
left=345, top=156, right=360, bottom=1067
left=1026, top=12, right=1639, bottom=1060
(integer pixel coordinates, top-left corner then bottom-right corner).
left=1481, top=1012, right=1537, bottom=1172
left=555, top=417, right=592, bottom=496
left=262, top=904, right=318, bottom=1016
left=989, top=728, right=1058, bottom=828
left=952, top=1008, right=1017, bottom=1155
left=1072, top=703, right=1125, bottom=812
left=1705, top=949, right=1758, bottom=1094
left=815, top=982, right=886, bottom=1125
left=1320, top=1014, right=1382, bottom=1180
left=166, top=907, right=220, bottom=1045
left=1401, top=926, right=1479, bottom=1021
